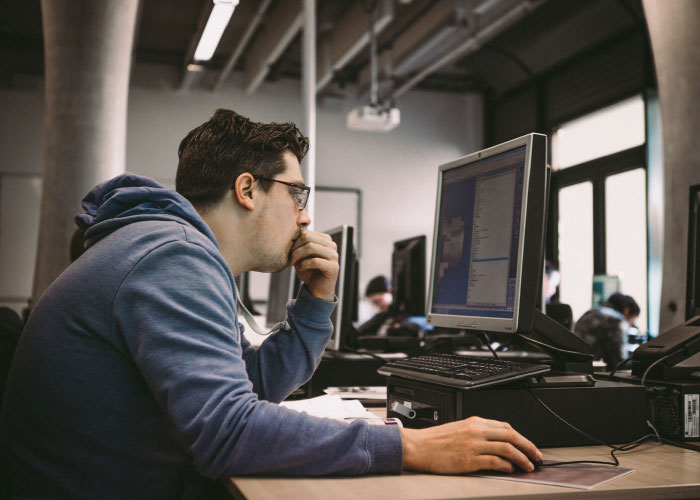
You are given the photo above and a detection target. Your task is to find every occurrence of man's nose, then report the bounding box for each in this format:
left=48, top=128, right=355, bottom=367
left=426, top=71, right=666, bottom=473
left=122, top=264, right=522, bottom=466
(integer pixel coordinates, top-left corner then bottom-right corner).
left=298, top=208, right=311, bottom=228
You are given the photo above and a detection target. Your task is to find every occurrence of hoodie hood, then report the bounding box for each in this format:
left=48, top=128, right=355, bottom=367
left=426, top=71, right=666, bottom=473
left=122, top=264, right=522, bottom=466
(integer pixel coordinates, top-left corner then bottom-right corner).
left=75, top=174, right=217, bottom=248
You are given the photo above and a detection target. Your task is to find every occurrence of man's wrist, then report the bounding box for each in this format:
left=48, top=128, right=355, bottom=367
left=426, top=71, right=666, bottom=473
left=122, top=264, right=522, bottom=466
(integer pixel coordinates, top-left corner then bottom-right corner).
left=400, top=428, right=419, bottom=470
left=290, top=285, right=337, bottom=325
left=307, top=284, right=335, bottom=302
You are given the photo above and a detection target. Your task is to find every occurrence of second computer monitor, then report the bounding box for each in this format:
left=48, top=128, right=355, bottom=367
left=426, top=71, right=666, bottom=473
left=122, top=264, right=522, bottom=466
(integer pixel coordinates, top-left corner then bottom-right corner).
left=391, top=235, right=426, bottom=317
left=326, top=225, right=358, bottom=351
left=426, top=133, right=547, bottom=334
left=265, top=268, right=300, bottom=328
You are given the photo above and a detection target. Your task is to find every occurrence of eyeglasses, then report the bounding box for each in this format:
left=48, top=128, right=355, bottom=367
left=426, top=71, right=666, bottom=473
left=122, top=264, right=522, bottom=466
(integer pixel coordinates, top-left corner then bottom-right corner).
left=254, top=176, right=310, bottom=211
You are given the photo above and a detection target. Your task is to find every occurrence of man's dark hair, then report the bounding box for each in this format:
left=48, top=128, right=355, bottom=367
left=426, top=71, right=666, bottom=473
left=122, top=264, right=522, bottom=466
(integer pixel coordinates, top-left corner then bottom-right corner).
left=176, top=109, right=309, bottom=211
left=605, top=292, right=640, bottom=317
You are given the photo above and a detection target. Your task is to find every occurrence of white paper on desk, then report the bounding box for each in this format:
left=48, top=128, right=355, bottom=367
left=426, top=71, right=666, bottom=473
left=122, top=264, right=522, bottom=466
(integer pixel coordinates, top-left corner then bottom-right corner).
left=280, top=394, right=380, bottom=421
left=323, top=386, right=387, bottom=400
left=475, top=464, right=634, bottom=490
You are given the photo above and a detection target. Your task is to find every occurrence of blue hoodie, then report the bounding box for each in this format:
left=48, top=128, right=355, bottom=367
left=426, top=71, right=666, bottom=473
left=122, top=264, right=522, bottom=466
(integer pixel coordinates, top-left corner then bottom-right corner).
left=0, top=175, right=402, bottom=499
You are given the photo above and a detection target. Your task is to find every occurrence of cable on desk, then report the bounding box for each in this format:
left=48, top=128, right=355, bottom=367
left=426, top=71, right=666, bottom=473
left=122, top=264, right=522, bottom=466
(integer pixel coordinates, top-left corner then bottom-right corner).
left=517, top=334, right=594, bottom=360
left=526, top=389, right=666, bottom=467
left=609, top=355, right=633, bottom=377
left=478, top=331, right=500, bottom=360
left=640, top=351, right=675, bottom=386
left=645, top=420, right=700, bottom=452
left=657, top=437, right=700, bottom=453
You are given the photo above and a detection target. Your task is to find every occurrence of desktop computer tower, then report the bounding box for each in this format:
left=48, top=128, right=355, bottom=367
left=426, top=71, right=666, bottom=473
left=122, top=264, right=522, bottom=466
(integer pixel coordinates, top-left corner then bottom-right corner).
left=597, top=372, right=700, bottom=442
left=386, top=376, right=649, bottom=447
left=646, top=379, right=700, bottom=442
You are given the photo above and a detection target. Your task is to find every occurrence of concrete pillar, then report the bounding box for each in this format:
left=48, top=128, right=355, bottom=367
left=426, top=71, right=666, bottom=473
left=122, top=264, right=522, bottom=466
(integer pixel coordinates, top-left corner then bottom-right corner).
left=33, top=0, right=139, bottom=301
left=643, top=0, right=700, bottom=331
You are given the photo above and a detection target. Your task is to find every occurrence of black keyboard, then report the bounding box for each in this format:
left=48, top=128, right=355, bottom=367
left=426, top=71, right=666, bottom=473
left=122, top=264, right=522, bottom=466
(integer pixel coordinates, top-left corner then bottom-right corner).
left=378, top=353, right=550, bottom=389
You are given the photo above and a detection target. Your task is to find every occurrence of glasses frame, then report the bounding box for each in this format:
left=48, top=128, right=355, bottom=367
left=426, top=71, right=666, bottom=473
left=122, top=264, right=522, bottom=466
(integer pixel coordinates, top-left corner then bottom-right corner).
left=253, top=176, right=310, bottom=211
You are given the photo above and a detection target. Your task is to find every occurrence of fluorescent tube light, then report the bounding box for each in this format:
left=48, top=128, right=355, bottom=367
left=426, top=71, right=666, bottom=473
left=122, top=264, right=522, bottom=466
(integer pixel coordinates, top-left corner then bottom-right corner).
left=194, top=0, right=239, bottom=62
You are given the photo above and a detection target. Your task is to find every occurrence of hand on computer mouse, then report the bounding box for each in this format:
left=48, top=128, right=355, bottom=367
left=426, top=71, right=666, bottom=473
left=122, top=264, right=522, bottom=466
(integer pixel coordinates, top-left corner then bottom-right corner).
left=514, top=459, right=543, bottom=473
left=400, top=416, right=542, bottom=474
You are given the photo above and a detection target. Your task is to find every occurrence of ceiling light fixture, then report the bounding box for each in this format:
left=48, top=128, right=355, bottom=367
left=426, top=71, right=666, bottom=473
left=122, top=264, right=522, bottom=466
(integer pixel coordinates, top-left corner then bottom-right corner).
left=193, top=0, right=239, bottom=62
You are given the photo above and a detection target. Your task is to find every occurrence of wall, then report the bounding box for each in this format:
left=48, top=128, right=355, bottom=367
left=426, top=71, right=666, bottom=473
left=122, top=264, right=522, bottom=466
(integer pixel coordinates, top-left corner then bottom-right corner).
left=0, top=72, right=483, bottom=311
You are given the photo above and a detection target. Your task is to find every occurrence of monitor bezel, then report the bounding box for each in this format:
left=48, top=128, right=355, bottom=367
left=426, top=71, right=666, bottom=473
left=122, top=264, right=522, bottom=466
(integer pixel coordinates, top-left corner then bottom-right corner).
left=426, top=133, right=547, bottom=334
left=325, top=224, right=352, bottom=351
left=265, top=267, right=299, bottom=328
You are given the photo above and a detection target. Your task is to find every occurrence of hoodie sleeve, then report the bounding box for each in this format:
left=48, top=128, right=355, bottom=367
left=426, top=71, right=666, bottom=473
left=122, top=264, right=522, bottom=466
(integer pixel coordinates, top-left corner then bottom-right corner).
left=113, top=240, right=403, bottom=478
left=240, top=285, right=336, bottom=403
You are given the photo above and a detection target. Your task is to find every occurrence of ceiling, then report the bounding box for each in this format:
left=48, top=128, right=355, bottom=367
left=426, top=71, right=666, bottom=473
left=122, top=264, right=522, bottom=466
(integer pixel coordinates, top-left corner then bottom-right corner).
left=0, top=0, right=647, bottom=102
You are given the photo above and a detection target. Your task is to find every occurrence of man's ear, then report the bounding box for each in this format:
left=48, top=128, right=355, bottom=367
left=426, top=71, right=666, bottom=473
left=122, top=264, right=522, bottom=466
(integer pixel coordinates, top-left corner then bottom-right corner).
left=233, top=173, right=256, bottom=211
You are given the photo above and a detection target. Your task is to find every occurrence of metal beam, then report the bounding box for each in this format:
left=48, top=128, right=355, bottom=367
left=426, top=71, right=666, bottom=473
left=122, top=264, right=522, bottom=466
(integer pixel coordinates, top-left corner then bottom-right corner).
left=243, top=0, right=303, bottom=95
left=385, top=0, right=546, bottom=102
left=392, top=0, right=463, bottom=72
left=315, top=0, right=393, bottom=93
left=356, top=0, right=466, bottom=95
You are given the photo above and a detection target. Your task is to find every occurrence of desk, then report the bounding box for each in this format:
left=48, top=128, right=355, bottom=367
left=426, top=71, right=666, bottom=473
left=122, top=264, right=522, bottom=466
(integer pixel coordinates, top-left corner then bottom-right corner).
left=227, top=442, right=700, bottom=499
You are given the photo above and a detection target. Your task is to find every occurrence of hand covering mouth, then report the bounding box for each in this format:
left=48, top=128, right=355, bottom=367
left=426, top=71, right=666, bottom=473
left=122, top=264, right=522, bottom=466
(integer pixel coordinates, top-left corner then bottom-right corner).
left=288, top=230, right=306, bottom=259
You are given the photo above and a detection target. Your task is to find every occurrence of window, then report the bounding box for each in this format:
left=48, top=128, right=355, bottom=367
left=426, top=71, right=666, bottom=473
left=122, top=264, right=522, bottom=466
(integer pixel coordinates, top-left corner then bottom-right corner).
left=552, top=96, right=646, bottom=170
left=558, top=182, right=594, bottom=322
left=549, top=95, right=648, bottom=332
left=605, top=168, right=647, bottom=332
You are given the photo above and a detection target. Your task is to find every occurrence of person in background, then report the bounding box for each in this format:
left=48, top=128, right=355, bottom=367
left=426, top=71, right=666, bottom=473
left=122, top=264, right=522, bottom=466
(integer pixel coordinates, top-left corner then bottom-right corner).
left=357, top=275, right=393, bottom=326
left=543, top=260, right=573, bottom=330
left=543, top=260, right=561, bottom=304
left=574, top=292, right=640, bottom=369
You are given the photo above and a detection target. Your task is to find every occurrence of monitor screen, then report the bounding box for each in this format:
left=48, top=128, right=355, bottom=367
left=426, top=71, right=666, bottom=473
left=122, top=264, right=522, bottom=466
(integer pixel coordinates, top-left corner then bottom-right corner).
left=392, top=235, right=426, bottom=317
left=427, top=133, right=547, bottom=333
left=326, top=225, right=358, bottom=351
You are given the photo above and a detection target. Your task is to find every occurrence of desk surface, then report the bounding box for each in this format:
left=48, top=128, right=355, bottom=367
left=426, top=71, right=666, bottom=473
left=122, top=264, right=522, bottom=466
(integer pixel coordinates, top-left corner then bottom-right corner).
left=227, top=442, right=700, bottom=500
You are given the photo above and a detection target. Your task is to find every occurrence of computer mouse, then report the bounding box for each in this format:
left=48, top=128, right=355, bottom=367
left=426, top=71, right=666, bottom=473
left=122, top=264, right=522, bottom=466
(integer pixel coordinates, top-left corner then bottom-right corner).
left=514, top=459, right=542, bottom=473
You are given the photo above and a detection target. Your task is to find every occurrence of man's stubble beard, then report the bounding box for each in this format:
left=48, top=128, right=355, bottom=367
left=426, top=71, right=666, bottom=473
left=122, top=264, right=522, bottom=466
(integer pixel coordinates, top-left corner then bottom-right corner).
left=249, top=223, right=292, bottom=274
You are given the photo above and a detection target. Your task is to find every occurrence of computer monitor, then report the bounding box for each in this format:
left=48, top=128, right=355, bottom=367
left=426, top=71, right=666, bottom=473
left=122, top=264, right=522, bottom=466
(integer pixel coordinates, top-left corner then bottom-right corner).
left=265, top=268, right=300, bottom=328
left=391, top=235, right=426, bottom=318
left=686, top=184, right=700, bottom=320
left=426, top=133, right=592, bottom=370
left=326, top=225, right=359, bottom=351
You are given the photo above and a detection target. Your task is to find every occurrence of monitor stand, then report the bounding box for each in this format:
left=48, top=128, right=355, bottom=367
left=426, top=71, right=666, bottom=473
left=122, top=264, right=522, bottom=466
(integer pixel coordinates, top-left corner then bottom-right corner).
left=517, top=309, right=595, bottom=385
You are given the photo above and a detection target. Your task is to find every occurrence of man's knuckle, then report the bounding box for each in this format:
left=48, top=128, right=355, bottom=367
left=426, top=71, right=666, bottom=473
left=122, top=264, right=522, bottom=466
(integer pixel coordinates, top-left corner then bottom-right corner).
left=487, top=456, right=502, bottom=468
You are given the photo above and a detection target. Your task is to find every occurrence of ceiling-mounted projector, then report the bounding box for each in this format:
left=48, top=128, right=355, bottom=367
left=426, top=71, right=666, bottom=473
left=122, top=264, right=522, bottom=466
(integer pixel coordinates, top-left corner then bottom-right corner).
left=346, top=105, right=401, bottom=132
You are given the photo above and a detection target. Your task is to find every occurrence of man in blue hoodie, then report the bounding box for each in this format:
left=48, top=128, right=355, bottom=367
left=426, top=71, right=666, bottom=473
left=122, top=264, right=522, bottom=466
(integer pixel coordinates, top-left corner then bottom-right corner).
left=0, top=109, right=540, bottom=499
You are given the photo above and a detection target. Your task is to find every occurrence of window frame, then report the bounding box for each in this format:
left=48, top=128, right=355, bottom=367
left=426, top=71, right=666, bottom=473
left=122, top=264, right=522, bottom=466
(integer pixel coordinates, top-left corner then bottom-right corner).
left=547, top=145, right=646, bottom=301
